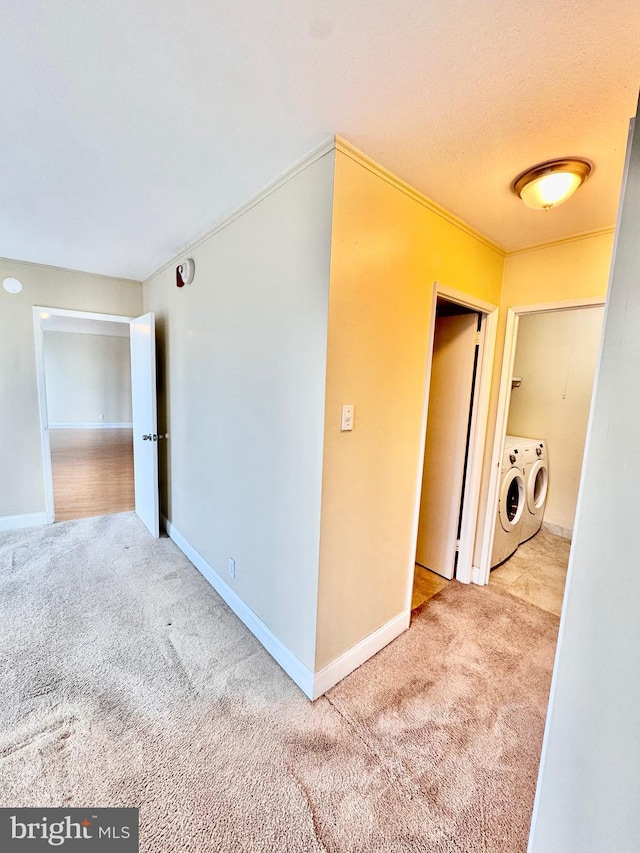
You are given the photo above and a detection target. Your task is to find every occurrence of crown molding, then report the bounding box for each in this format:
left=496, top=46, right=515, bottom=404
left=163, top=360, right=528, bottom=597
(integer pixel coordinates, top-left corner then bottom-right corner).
left=142, top=134, right=615, bottom=286
left=0, top=256, right=141, bottom=284
left=506, top=225, right=616, bottom=257
left=334, top=136, right=506, bottom=257
left=143, top=137, right=336, bottom=285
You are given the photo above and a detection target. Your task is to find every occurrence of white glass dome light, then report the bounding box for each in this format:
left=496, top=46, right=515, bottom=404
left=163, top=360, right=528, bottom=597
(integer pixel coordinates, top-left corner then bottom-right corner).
left=3, top=277, right=23, bottom=294
left=513, top=159, right=592, bottom=210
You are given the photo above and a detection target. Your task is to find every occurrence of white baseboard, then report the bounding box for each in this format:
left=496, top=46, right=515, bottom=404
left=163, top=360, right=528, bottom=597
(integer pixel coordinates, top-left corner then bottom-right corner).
left=312, top=610, right=410, bottom=699
left=162, top=516, right=315, bottom=698
left=542, top=521, right=573, bottom=540
left=0, top=512, right=48, bottom=532
left=162, top=516, right=411, bottom=701
left=48, top=422, right=133, bottom=429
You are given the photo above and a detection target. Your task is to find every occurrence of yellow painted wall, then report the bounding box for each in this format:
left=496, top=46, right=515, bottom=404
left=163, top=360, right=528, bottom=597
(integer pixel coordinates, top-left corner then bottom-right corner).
left=501, top=230, right=614, bottom=307
left=315, top=145, right=504, bottom=670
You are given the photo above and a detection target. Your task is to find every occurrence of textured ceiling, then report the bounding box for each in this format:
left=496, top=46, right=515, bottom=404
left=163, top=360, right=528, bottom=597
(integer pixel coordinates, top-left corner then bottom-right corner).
left=2, top=1, right=639, bottom=280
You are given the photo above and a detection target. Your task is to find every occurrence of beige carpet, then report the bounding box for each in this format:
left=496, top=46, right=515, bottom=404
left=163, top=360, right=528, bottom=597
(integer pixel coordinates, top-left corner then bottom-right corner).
left=0, top=513, right=559, bottom=852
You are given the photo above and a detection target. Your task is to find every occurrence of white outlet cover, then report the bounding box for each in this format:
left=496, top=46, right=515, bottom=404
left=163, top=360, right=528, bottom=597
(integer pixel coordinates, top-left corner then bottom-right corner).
left=341, top=404, right=354, bottom=431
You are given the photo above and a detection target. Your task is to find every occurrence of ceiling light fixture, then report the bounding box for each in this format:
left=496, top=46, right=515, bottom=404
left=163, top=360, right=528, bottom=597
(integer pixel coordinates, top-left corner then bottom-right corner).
left=2, top=277, right=22, bottom=294
left=512, top=158, right=592, bottom=210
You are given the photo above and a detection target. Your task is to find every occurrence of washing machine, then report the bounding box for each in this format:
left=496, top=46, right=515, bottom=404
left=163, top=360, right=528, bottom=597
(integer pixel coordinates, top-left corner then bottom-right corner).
left=490, top=438, right=526, bottom=568
left=515, top=437, right=549, bottom=543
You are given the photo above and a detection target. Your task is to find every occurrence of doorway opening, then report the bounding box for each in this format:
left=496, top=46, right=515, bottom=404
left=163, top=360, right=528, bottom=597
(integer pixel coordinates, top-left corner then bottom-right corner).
left=480, top=297, right=606, bottom=614
left=409, top=284, right=498, bottom=611
left=34, top=308, right=134, bottom=523
left=33, top=307, right=161, bottom=537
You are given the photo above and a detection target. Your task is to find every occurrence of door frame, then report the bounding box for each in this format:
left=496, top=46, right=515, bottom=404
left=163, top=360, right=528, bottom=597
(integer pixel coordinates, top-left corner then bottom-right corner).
left=476, top=295, right=606, bottom=585
left=33, top=306, right=135, bottom=524
left=408, top=282, right=499, bottom=593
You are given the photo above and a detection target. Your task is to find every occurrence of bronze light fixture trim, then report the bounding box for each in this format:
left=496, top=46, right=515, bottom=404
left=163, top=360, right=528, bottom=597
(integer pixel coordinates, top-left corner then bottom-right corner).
left=512, top=158, right=592, bottom=210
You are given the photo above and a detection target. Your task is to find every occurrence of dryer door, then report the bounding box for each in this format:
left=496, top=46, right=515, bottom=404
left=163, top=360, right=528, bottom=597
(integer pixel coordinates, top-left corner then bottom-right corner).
left=499, top=468, right=525, bottom=532
left=527, top=459, right=548, bottom=513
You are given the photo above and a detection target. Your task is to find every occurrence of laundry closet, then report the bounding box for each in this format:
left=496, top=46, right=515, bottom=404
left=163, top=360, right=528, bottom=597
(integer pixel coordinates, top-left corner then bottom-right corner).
left=489, top=305, right=604, bottom=612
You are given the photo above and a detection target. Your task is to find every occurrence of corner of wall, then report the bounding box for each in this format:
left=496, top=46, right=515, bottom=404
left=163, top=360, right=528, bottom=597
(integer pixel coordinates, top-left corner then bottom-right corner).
left=143, top=144, right=336, bottom=683
left=315, top=142, right=505, bottom=676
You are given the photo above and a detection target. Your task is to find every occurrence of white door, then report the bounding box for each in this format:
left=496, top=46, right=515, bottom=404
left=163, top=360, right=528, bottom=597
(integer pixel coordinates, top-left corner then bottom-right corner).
left=416, top=313, right=479, bottom=578
left=129, top=312, right=160, bottom=538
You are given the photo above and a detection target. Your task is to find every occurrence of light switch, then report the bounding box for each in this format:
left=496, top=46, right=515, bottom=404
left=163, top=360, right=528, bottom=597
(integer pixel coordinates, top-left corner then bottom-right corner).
left=341, top=404, right=354, bottom=431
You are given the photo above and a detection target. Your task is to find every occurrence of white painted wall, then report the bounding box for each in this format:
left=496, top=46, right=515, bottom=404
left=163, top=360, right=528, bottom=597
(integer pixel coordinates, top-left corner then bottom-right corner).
left=0, top=259, right=141, bottom=519
left=143, top=151, right=334, bottom=672
left=507, top=307, right=603, bottom=532
left=528, top=119, right=640, bottom=852
left=43, top=331, right=132, bottom=425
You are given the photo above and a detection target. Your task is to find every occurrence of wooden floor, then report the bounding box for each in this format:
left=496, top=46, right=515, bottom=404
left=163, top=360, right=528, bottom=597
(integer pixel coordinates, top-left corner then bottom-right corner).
left=50, top=429, right=135, bottom=522
left=411, top=564, right=449, bottom=610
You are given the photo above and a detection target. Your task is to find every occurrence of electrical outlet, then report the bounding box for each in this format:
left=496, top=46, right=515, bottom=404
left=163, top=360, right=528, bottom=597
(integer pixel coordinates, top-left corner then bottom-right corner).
left=228, top=558, right=235, bottom=579
left=99, top=413, right=104, bottom=421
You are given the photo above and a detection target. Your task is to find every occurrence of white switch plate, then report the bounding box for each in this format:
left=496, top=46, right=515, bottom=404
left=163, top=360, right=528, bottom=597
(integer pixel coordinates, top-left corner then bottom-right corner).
left=228, top=558, right=235, bottom=578
left=341, top=404, right=354, bottom=431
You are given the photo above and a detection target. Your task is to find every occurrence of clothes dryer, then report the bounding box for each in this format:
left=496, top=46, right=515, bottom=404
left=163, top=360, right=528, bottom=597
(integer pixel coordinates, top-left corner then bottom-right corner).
left=490, top=439, right=526, bottom=568
left=516, top=438, right=549, bottom=543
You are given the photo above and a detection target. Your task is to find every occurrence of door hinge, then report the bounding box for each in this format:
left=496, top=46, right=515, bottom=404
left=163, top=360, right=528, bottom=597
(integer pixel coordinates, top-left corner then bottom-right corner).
left=475, top=331, right=481, bottom=345
left=455, top=539, right=461, bottom=552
